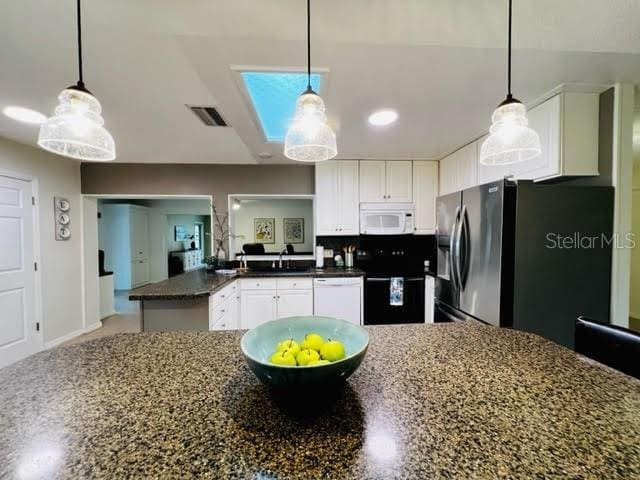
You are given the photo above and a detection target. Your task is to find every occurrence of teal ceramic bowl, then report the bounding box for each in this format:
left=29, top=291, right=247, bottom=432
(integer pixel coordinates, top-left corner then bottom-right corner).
left=240, top=316, right=369, bottom=389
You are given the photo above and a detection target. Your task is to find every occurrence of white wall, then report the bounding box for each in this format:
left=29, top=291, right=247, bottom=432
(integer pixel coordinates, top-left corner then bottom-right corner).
left=0, top=138, right=84, bottom=345
left=82, top=197, right=100, bottom=329
left=166, top=214, right=208, bottom=252
left=230, top=199, right=313, bottom=254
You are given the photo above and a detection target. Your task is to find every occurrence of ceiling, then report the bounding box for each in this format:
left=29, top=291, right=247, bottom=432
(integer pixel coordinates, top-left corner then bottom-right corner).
left=1, top=0, right=640, bottom=164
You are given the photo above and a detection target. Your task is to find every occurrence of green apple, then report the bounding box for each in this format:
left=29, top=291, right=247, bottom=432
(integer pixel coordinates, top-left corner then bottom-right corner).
left=270, top=350, right=297, bottom=366
left=296, top=348, right=320, bottom=366
left=276, top=339, right=301, bottom=357
left=308, top=359, right=331, bottom=367
left=300, top=333, right=324, bottom=352
left=320, top=340, right=346, bottom=362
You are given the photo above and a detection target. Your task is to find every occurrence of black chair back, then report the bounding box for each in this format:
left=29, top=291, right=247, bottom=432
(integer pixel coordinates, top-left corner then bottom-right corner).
left=575, top=316, right=640, bottom=380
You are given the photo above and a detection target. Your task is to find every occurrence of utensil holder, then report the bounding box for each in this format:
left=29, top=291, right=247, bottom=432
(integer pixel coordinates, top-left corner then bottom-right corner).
left=345, top=252, right=354, bottom=268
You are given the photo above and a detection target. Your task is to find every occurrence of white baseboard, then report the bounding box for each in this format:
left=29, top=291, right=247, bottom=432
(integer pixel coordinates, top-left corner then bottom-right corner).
left=85, top=321, right=102, bottom=333
left=45, top=320, right=103, bottom=349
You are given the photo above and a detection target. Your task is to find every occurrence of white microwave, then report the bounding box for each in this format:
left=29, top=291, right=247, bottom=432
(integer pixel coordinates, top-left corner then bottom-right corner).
left=359, top=203, right=415, bottom=235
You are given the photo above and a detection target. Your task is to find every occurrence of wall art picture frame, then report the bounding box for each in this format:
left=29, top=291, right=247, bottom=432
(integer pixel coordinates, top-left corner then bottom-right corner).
left=283, top=217, right=304, bottom=244
left=175, top=225, right=190, bottom=241
left=254, top=218, right=275, bottom=244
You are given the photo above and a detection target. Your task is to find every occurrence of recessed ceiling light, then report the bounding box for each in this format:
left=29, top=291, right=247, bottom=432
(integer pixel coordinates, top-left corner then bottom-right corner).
left=2, top=106, right=47, bottom=125
left=368, top=109, right=398, bottom=127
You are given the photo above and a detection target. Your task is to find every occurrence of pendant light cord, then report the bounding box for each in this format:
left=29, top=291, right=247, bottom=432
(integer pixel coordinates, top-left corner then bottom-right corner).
left=77, top=0, right=84, bottom=88
left=306, top=0, right=312, bottom=91
left=507, top=0, right=512, bottom=99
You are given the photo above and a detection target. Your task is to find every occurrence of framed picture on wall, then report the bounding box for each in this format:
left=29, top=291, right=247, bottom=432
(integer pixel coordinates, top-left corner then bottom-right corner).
left=254, top=218, right=275, bottom=244
left=283, top=218, right=304, bottom=244
left=175, top=225, right=190, bottom=241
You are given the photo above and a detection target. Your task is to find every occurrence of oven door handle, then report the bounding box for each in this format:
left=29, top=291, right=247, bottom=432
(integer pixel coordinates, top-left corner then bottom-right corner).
left=366, top=278, right=391, bottom=282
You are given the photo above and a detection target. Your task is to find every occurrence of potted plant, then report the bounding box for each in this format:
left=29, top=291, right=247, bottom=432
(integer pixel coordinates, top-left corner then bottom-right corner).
left=203, top=255, right=220, bottom=272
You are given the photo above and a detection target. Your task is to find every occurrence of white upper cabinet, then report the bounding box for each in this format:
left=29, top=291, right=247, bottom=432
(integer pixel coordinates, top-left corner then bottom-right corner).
left=476, top=92, right=600, bottom=184
left=315, top=160, right=359, bottom=236
left=386, top=161, right=413, bottom=202
left=359, top=161, right=387, bottom=202
left=315, top=161, right=338, bottom=234
left=439, top=142, right=477, bottom=195
left=520, top=92, right=599, bottom=181
left=337, top=161, right=360, bottom=234
left=360, top=161, right=413, bottom=202
left=413, top=161, right=439, bottom=234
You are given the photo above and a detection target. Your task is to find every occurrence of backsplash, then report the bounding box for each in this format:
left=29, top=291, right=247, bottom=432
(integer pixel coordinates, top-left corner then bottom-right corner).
left=316, top=235, right=436, bottom=273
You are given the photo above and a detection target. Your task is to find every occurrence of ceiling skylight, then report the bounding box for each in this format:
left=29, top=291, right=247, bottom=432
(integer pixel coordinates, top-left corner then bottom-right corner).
left=241, top=71, right=322, bottom=142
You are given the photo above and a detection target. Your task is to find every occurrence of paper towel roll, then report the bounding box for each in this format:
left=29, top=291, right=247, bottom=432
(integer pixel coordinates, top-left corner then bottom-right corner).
left=316, top=246, right=325, bottom=268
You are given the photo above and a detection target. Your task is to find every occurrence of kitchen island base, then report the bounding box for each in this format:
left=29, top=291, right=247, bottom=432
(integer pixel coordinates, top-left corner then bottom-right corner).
left=141, top=298, right=209, bottom=332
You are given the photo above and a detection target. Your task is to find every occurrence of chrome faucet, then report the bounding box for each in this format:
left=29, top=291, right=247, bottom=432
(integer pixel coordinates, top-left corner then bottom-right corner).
left=278, top=248, right=288, bottom=269
left=240, top=251, right=248, bottom=270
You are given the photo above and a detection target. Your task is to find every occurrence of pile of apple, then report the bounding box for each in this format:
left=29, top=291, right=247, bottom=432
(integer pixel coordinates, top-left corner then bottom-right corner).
left=269, top=333, right=346, bottom=366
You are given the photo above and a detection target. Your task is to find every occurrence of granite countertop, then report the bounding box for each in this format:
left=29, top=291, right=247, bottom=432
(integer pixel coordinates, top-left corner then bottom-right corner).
left=1, top=322, right=638, bottom=479
left=129, top=267, right=365, bottom=300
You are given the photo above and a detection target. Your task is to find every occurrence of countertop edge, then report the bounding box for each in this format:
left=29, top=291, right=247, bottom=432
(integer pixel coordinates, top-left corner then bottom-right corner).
left=129, top=269, right=365, bottom=301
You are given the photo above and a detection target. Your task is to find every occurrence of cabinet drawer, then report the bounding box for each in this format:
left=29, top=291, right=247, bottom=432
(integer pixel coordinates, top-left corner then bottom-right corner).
left=211, top=302, right=228, bottom=323
left=211, top=281, right=237, bottom=304
left=240, top=278, right=277, bottom=290
left=276, top=278, right=312, bottom=290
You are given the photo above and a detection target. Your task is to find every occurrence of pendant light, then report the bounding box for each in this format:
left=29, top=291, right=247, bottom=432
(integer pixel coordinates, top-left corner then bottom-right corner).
left=284, top=0, right=337, bottom=162
left=38, top=0, right=115, bottom=162
left=479, top=0, right=540, bottom=166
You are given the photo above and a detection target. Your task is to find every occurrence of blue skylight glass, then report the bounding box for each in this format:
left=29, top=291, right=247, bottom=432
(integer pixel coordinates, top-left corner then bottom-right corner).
left=241, top=71, right=322, bottom=142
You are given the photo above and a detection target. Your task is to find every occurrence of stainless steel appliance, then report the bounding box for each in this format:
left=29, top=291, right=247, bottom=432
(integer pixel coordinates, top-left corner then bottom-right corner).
left=435, top=179, right=613, bottom=348
left=359, top=203, right=414, bottom=235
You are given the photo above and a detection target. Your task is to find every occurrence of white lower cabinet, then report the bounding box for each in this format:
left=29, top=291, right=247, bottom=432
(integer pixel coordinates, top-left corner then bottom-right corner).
left=240, top=289, right=277, bottom=329
left=239, top=278, right=313, bottom=329
left=276, top=290, right=314, bottom=319
left=209, top=281, right=240, bottom=331
left=213, top=277, right=366, bottom=330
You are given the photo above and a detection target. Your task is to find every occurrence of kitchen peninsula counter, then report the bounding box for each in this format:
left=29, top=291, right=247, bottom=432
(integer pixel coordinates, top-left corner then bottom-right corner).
left=1, top=322, right=638, bottom=479
left=129, top=267, right=365, bottom=301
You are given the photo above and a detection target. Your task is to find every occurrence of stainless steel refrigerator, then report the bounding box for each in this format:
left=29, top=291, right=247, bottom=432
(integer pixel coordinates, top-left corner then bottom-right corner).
left=435, top=179, right=613, bottom=348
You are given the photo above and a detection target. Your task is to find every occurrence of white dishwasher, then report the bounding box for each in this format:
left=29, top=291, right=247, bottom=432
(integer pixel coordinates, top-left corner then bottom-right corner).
left=313, top=277, right=363, bottom=325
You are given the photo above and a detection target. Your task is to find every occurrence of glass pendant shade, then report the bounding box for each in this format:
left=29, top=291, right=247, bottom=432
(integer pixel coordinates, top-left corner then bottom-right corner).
left=38, top=87, right=116, bottom=162
left=284, top=91, right=337, bottom=162
left=479, top=100, right=541, bottom=166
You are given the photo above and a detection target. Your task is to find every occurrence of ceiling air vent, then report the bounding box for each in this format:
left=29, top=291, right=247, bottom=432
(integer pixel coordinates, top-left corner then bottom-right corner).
left=187, top=105, right=228, bottom=127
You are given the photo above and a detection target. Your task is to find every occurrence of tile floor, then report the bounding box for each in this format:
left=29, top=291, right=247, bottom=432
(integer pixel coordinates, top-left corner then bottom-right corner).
left=64, top=291, right=141, bottom=346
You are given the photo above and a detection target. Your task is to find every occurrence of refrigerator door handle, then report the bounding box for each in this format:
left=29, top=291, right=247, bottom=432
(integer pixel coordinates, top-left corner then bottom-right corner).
left=456, top=205, right=468, bottom=290
left=449, top=207, right=461, bottom=289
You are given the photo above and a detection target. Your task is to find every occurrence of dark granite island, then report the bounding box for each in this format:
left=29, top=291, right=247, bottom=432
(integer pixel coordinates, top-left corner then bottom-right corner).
left=1, top=322, right=639, bottom=479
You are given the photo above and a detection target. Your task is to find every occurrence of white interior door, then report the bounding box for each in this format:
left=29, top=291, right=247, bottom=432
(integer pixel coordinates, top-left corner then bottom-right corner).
left=130, top=209, right=150, bottom=286
left=0, top=175, right=40, bottom=368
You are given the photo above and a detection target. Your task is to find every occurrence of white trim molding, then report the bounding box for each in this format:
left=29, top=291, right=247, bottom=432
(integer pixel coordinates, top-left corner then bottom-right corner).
left=45, top=321, right=102, bottom=349
left=610, top=83, right=635, bottom=328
